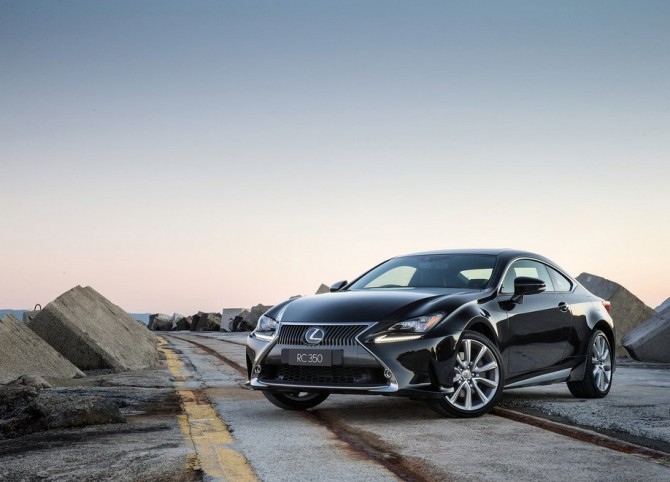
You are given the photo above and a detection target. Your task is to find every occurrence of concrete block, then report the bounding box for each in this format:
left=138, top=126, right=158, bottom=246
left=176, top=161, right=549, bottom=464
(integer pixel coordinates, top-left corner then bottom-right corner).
left=22, top=306, right=42, bottom=325
left=577, top=273, right=656, bottom=356
left=315, top=283, right=330, bottom=294
left=174, top=316, right=191, bottom=331
left=230, top=309, right=252, bottom=331
left=655, top=297, right=670, bottom=314
left=190, top=312, right=221, bottom=331
left=233, top=304, right=273, bottom=332
left=148, top=313, right=172, bottom=331
left=0, top=314, right=84, bottom=384
left=27, top=286, right=159, bottom=371
left=221, top=309, right=245, bottom=332
left=622, top=311, right=670, bottom=363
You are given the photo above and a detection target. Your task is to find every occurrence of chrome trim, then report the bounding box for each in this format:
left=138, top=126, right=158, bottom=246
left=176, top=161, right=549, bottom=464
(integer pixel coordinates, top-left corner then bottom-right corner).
left=498, top=256, right=576, bottom=295
left=277, top=321, right=377, bottom=327
left=251, top=323, right=285, bottom=368
left=255, top=332, right=275, bottom=342
left=504, top=368, right=571, bottom=389
left=303, top=327, right=326, bottom=345
left=354, top=324, right=399, bottom=387
left=250, top=378, right=398, bottom=392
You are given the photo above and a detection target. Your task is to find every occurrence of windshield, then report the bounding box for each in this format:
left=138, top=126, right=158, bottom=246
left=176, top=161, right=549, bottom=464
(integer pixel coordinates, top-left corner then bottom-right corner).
left=349, top=254, right=497, bottom=290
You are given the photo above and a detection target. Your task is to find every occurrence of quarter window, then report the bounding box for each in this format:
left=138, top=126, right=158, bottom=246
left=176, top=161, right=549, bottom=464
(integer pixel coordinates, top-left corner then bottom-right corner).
left=548, top=267, right=573, bottom=292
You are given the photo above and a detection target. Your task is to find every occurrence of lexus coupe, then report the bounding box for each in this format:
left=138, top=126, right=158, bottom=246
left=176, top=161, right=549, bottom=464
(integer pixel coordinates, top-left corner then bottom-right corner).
left=246, top=249, right=615, bottom=417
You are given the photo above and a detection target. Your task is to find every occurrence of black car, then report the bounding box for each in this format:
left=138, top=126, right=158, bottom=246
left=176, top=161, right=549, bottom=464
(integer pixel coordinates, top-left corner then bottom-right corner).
left=246, top=249, right=615, bottom=417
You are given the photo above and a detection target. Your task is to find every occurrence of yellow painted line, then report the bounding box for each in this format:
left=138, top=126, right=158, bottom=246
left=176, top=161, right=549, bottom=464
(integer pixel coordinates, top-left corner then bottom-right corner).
left=158, top=336, right=257, bottom=481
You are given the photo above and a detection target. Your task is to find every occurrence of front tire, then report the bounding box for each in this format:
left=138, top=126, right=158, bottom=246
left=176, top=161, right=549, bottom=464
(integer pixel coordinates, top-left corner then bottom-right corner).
left=262, top=391, right=329, bottom=410
left=427, top=331, right=504, bottom=418
left=567, top=329, right=613, bottom=398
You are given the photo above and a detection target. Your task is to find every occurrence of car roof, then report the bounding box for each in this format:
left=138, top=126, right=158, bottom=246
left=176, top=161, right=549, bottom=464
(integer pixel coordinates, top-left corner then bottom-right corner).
left=401, top=248, right=521, bottom=257
left=396, top=249, right=567, bottom=274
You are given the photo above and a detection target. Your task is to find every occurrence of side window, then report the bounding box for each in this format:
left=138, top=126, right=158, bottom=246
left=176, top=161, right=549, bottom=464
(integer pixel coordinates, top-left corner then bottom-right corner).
left=548, top=267, right=573, bottom=292
left=500, top=259, right=555, bottom=293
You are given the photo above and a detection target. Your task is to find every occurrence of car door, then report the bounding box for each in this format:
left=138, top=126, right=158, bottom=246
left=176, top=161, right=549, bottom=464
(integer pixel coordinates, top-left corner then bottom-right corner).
left=499, top=259, right=574, bottom=374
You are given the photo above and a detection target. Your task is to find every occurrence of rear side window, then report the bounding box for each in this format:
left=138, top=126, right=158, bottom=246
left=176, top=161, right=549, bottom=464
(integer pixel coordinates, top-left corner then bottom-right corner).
left=548, top=267, right=573, bottom=292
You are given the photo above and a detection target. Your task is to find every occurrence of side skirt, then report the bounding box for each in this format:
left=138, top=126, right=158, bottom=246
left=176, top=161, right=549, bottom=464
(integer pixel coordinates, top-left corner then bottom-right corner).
left=504, top=368, right=572, bottom=389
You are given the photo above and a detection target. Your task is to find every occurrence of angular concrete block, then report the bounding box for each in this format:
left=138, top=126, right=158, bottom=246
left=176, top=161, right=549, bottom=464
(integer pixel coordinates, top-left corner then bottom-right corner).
left=190, top=312, right=221, bottom=331
left=315, top=283, right=330, bottom=294
left=148, top=313, right=173, bottom=331
left=577, top=273, right=656, bottom=356
left=27, top=286, right=159, bottom=371
left=233, top=304, right=273, bottom=332
left=230, top=309, right=252, bottom=331
left=622, top=311, right=670, bottom=363
left=0, top=314, right=84, bottom=384
left=174, top=316, right=191, bottom=331
left=220, top=308, right=245, bottom=332
left=655, top=297, right=670, bottom=314
left=22, top=309, right=41, bottom=325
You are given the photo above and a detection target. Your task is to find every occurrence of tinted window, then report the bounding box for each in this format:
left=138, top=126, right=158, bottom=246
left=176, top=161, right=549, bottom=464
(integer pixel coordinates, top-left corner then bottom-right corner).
left=501, top=259, right=555, bottom=293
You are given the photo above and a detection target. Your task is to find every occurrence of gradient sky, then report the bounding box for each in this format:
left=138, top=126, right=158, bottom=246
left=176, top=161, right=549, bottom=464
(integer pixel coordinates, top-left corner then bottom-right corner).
left=1, top=1, right=669, bottom=315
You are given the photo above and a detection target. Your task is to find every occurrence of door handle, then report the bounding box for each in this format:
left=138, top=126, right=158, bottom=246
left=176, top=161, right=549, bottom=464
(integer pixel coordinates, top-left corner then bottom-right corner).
left=558, top=302, right=569, bottom=312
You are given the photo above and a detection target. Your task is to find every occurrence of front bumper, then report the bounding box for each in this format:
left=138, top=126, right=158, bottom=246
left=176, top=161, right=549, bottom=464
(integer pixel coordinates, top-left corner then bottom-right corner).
left=246, top=322, right=459, bottom=399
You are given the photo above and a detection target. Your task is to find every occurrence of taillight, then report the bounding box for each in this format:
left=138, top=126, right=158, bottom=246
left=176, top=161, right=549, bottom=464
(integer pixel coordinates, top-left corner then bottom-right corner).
left=602, top=301, right=612, bottom=314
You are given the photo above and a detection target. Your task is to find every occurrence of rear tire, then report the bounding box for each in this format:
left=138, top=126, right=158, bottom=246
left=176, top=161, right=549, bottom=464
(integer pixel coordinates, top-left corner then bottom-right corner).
left=427, top=331, right=504, bottom=418
left=567, top=329, right=612, bottom=398
left=262, top=391, right=329, bottom=410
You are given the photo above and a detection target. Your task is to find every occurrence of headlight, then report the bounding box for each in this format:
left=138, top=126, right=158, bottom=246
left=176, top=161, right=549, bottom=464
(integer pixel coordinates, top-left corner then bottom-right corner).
left=389, top=313, right=443, bottom=333
left=255, top=315, right=277, bottom=341
left=257, top=314, right=277, bottom=331
left=373, top=313, right=444, bottom=344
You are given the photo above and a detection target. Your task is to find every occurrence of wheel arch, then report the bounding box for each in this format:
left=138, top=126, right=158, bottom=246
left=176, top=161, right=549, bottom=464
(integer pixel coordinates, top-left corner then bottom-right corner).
left=568, top=319, right=617, bottom=382
left=464, top=317, right=499, bottom=348
left=592, top=320, right=616, bottom=371
left=427, top=329, right=505, bottom=418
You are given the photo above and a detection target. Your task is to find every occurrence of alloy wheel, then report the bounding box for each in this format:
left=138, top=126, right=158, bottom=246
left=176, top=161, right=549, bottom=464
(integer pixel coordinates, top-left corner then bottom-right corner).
left=592, top=333, right=612, bottom=392
left=447, top=337, right=501, bottom=412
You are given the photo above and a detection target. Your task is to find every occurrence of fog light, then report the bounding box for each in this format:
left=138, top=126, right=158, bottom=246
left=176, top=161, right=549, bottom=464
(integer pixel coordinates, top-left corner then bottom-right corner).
left=384, top=369, right=392, bottom=379
left=254, top=365, right=262, bottom=374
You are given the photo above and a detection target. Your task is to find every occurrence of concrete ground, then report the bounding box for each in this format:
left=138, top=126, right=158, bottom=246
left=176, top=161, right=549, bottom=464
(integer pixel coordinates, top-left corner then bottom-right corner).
left=172, top=332, right=670, bottom=481
left=196, top=332, right=670, bottom=451
left=0, top=369, right=200, bottom=482
left=1, top=331, right=669, bottom=481
left=498, top=361, right=670, bottom=451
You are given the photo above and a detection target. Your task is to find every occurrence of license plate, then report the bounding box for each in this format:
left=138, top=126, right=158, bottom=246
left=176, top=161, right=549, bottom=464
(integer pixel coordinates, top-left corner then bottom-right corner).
left=285, top=349, right=332, bottom=366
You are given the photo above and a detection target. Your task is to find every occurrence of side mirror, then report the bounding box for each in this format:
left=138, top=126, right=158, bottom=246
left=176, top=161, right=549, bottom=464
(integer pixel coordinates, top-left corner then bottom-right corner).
left=329, top=280, right=348, bottom=292
left=511, top=277, right=546, bottom=304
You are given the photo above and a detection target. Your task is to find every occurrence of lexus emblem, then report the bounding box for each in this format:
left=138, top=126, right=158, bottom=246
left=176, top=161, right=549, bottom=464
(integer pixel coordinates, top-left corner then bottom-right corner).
left=304, top=327, right=325, bottom=345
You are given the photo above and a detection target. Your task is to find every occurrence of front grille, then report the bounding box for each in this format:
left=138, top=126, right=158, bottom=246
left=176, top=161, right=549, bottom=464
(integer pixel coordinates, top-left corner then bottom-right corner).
left=264, top=366, right=387, bottom=386
left=277, top=324, right=368, bottom=346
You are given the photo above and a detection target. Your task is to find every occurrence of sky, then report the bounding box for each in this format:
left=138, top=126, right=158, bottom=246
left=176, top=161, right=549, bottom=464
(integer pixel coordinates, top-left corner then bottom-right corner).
left=1, top=1, right=669, bottom=315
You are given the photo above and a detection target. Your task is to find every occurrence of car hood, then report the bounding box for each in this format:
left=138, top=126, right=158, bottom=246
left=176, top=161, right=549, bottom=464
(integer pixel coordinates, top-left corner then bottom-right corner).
left=268, top=288, right=486, bottom=324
